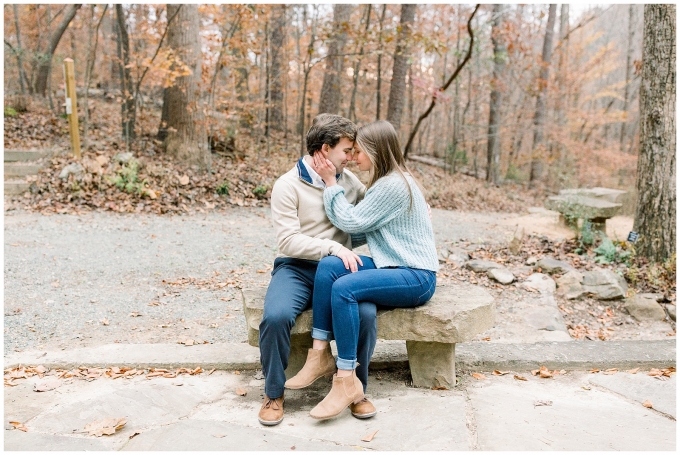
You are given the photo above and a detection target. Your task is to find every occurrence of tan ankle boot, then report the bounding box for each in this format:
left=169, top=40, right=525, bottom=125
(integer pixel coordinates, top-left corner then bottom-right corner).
left=284, top=346, right=336, bottom=389
left=309, top=370, right=364, bottom=420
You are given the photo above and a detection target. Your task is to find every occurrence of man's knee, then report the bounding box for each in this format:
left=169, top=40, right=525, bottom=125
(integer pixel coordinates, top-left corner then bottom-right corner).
left=260, top=305, right=296, bottom=334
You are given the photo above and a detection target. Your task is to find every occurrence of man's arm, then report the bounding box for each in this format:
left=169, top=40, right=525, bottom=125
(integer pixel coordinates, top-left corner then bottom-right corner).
left=271, top=179, right=344, bottom=261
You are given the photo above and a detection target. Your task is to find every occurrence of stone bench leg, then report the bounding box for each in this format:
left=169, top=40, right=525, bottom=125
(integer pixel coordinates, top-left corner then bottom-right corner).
left=285, top=334, right=313, bottom=380
left=406, top=340, right=456, bottom=389
left=589, top=217, right=607, bottom=233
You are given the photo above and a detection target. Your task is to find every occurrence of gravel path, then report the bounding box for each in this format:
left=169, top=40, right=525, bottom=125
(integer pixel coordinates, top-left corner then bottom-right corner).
left=6, top=206, right=667, bottom=355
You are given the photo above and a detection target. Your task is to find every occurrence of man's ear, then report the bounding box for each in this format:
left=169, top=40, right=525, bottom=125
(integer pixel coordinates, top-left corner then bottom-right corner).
left=319, top=144, right=329, bottom=157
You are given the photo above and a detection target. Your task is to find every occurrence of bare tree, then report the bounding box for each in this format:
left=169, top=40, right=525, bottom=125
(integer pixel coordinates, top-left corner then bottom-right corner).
left=115, top=4, right=135, bottom=144
left=162, top=4, right=210, bottom=170
left=386, top=3, right=416, bottom=132
left=619, top=5, right=636, bottom=152
left=318, top=4, right=352, bottom=115
left=269, top=4, right=286, bottom=131
left=375, top=4, right=387, bottom=120
left=486, top=4, right=506, bottom=185
left=34, top=4, right=81, bottom=97
left=633, top=4, right=676, bottom=262
left=12, top=5, right=29, bottom=94
left=348, top=4, right=372, bottom=122
left=528, top=4, right=557, bottom=187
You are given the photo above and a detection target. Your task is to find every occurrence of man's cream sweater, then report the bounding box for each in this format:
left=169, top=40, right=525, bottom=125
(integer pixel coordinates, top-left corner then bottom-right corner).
left=271, top=158, right=365, bottom=261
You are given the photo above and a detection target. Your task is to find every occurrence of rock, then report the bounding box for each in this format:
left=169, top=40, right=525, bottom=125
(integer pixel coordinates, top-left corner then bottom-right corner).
left=526, top=256, right=539, bottom=266
left=446, top=248, right=470, bottom=267
left=508, top=226, right=525, bottom=255
left=465, top=260, right=502, bottom=273
left=623, top=294, right=667, bottom=321
left=666, top=304, right=676, bottom=322
left=113, top=152, right=134, bottom=164
left=535, top=257, right=575, bottom=274
left=555, top=270, right=586, bottom=300
left=582, top=268, right=628, bottom=300
left=487, top=268, right=515, bottom=284
left=520, top=273, right=556, bottom=294
left=58, top=163, right=85, bottom=180
left=438, top=247, right=450, bottom=263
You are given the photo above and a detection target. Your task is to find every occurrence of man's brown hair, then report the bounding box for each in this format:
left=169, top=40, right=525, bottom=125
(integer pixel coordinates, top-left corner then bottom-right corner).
left=306, top=114, right=357, bottom=155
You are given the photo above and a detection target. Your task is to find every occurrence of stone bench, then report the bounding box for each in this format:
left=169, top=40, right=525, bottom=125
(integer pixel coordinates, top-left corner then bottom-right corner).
left=545, top=193, right=623, bottom=232
left=242, top=284, right=494, bottom=389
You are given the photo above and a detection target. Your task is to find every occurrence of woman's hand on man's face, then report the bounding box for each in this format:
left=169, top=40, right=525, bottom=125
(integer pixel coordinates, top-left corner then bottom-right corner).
left=312, top=153, right=338, bottom=186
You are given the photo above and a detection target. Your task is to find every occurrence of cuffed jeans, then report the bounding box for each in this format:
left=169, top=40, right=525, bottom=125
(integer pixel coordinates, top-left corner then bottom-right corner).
left=312, top=256, right=436, bottom=371
left=259, top=257, right=377, bottom=399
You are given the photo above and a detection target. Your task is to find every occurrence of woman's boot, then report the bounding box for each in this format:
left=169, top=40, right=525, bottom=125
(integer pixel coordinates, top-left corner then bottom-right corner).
left=309, top=369, right=364, bottom=420
left=284, top=346, right=336, bottom=389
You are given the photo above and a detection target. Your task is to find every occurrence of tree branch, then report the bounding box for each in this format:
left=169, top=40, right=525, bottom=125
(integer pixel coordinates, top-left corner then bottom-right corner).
left=133, top=4, right=182, bottom=107
left=404, top=4, right=479, bottom=158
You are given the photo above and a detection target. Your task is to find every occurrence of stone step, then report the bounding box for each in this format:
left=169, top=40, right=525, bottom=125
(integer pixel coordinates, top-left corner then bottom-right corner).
left=4, top=150, right=50, bottom=162
left=4, top=180, right=30, bottom=195
left=4, top=163, right=43, bottom=178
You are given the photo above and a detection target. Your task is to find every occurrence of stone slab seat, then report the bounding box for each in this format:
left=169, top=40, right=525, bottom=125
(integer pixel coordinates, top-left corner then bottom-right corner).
left=241, top=284, right=495, bottom=389
left=545, top=194, right=622, bottom=231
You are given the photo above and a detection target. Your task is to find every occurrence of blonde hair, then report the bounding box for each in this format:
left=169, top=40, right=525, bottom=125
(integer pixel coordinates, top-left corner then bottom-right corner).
left=355, top=120, right=421, bottom=209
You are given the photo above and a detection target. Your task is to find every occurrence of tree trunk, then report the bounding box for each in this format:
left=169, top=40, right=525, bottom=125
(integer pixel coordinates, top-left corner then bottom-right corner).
left=163, top=4, right=210, bottom=170
left=375, top=4, right=387, bottom=120
left=115, top=4, right=136, bottom=143
left=348, top=4, right=372, bottom=122
left=269, top=5, right=286, bottom=131
left=633, top=4, right=676, bottom=262
left=318, top=4, right=352, bottom=115
left=12, top=5, right=29, bottom=94
left=486, top=4, right=506, bottom=185
left=34, top=4, right=81, bottom=97
left=386, top=3, right=417, bottom=132
left=619, top=5, right=636, bottom=152
left=529, top=4, right=557, bottom=187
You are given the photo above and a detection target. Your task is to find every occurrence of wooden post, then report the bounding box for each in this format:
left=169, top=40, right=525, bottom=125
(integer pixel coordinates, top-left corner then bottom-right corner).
left=62, top=58, right=81, bottom=159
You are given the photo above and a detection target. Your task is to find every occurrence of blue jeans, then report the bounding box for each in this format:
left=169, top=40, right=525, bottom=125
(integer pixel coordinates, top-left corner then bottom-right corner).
left=312, top=256, right=436, bottom=370
left=259, top=257, right=377, bottom=399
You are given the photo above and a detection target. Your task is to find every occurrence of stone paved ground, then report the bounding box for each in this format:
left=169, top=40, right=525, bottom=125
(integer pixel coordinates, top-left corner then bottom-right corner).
left=4, top=367, right=675, bottom=451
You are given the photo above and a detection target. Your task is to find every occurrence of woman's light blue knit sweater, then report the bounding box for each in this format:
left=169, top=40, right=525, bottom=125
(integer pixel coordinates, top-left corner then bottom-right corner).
left=323, top=172, right=439, bottom=271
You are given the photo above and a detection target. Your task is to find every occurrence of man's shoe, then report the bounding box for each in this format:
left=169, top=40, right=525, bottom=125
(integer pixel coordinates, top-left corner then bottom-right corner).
left=309, top=370, right=364, bottom=420
left=258, top=394, right=284, bottom=426
left=350, top=397, right=377, bottom=419
left=284, top=346, right=336, bottom=389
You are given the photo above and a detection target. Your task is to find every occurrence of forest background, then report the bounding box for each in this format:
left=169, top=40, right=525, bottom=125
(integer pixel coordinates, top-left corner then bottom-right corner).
left=2, top=3, right=675, bottom=264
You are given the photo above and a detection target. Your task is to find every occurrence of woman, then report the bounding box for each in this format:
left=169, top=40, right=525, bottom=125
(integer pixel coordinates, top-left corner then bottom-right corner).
left=285, top=120, right=439, bottom=420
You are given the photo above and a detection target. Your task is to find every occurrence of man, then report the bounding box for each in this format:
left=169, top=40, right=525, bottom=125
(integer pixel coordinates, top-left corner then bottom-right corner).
left=258, top=114, right=378, bottom=426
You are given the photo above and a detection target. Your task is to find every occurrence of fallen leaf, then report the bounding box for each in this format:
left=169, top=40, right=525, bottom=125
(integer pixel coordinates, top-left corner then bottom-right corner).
left=179, top=175, right=190, bottom=185
left=51, top=280, right=60, bottom=288
left=648, top=369, right=662, bottom=377
left=538, top=366, right=553, bottom=379
left=291, top=446, right=296, bottom=450
left=361, top=429, right=379, bottom=442
left=589, top=368, right=600, bottom=374
left=233, top=371, right=241, bottom=375
left=481, top=337, right=491, bottom=341
left=129, top=312, right=141, bottom=317
left=83, top=417, right=127, bottom=437
left=514, top=374, right=528, bottom=381
left=531, top=369, right=539, bottom=376
left=213, top=434, right=226, bottom=438
left=581, top=386, right=591, bottom=390
left=129, top=432, right=140, bottom=439
left=100, top=318, right=109, bottom=326
left=471, top=373, right=487, bottom=380
left=627, top=368, right=640, bottom=374
left=235, top=388, right=247, bottom=396
left=533, top=400, right=553, bottom=407
left=493, top=370, right=511, bottom=376
left=603, top=368, right=618, bottom=375
left=33, top=378, right=61, bottom=392
left=208, top=368, right=216, bottom=376
left=9, top=421, right=27, bottom=432
left=642, top=400, right=653, bottom=409
left=219, top=297, right=233, bottom=302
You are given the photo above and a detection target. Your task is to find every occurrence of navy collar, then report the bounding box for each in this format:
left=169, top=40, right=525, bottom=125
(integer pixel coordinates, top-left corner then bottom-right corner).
left=296, top=157, right=342, bottom=185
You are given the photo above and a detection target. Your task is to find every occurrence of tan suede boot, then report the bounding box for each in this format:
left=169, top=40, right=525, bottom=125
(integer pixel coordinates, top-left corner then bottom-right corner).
left=284, top=346, right=336, bottom=389
left=309, top=370, right=364, bottom=420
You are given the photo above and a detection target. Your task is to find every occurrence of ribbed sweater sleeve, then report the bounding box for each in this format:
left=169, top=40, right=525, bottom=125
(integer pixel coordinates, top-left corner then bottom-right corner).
left=323, top=174, right=410, bottom=234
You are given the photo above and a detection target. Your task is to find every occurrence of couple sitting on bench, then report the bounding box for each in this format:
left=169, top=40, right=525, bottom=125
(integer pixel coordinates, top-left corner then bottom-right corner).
left=258, top=114, right=439, bottom=426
